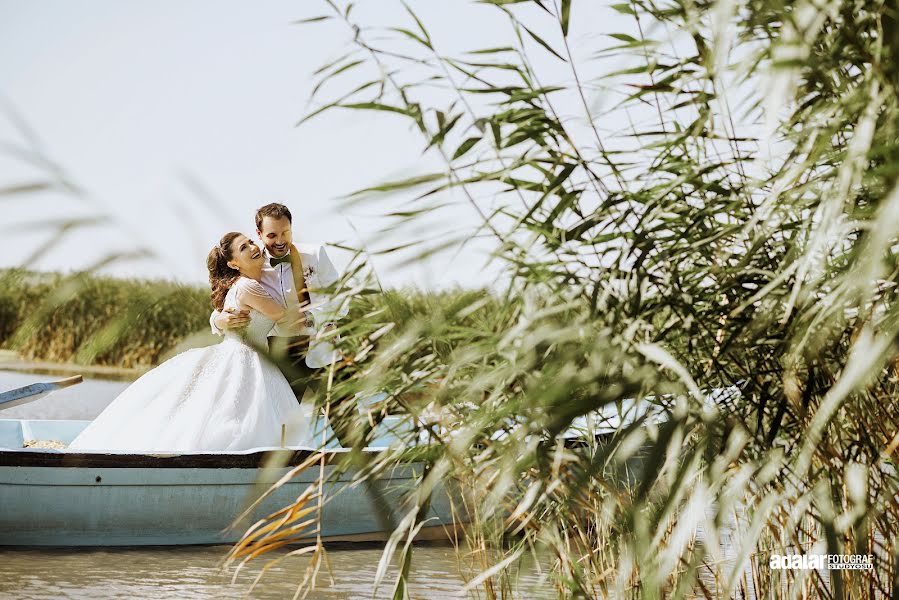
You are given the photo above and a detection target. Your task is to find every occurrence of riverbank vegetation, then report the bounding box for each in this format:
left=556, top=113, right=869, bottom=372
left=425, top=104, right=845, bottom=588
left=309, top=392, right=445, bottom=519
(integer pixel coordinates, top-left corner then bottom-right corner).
left=0, top=268, right=489, bottom=370
left=0, top=268, right=211, bottom=368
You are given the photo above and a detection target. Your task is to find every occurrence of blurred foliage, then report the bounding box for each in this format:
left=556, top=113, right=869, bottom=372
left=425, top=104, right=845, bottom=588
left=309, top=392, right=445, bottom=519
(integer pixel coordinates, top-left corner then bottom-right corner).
left=0, top=268, right=211, bottom=368
left=0, top=268, right=489, bottom=370
left=234, top=0, right=899, bottom=598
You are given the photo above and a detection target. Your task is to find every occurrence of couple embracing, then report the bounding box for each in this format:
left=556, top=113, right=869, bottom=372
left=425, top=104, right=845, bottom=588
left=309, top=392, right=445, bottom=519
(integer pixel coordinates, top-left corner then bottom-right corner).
left=70, top=203, right=346, bottom=452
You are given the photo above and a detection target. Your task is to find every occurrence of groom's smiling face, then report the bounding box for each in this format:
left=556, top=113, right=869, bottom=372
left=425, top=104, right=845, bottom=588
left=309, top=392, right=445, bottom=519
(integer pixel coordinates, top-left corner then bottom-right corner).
left=257, top=216, right=292, bottom=258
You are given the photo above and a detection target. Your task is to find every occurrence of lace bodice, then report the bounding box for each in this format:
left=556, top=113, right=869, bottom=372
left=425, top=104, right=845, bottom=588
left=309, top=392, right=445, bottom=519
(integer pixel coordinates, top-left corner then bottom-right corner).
left=222, top=278, right=276, bottom=349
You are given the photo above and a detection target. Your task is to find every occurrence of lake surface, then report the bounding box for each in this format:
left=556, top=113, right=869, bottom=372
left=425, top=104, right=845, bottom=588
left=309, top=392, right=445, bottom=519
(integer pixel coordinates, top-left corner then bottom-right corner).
left=0, top=544, right=555, bottom=599
left=0, top=369, right=129, bottom=420
left=0, top=369, right=554, bottom=598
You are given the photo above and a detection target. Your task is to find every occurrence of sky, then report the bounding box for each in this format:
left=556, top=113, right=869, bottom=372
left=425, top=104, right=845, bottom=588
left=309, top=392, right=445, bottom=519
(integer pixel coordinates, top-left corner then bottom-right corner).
left=0, top=0, right=628, bottom=289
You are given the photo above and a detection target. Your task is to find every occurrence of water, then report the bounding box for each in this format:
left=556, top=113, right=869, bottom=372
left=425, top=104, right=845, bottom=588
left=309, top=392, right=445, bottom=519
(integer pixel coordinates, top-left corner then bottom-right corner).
left=0, top=370, right=553, bottom=598
left=0, top=544, right=554, bottom=599
left=0, top=369, right=129, bottom=420
left=0, top=525, right=555, bottom=599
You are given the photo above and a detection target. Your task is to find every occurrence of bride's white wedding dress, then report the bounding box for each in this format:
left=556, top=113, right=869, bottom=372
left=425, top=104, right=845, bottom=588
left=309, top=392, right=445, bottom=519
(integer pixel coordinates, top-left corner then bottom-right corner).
left=69, top=278, right=314, bottom=453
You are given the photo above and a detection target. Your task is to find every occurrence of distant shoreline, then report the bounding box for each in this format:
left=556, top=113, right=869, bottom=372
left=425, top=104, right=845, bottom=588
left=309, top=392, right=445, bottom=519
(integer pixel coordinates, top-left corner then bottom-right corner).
left=1, top=268, right=484, bottom=382
left=0, top=351, right=144, bottom=382
left=1, top=268, right=212, bottom=370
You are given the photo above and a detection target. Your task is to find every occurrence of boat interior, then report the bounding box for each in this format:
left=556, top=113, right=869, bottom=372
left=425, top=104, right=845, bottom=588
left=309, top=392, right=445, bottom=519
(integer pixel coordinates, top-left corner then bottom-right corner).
left=0, top=386, right=742, bottom=456
left=0, top=415, right=414, bottom=453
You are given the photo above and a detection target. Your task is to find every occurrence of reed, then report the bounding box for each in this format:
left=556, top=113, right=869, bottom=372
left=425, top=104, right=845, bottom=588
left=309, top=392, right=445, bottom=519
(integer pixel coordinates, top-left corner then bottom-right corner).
left=0, top=268, right=211, bottom=368
left=0, top=268, right=488, bottom=370
left=230, top=0, right=899, bottom=598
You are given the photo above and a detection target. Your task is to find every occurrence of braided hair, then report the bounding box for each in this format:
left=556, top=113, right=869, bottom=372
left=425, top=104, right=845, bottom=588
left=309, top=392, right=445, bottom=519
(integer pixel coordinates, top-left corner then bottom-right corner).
left=207, top=232, right=242, bottom=310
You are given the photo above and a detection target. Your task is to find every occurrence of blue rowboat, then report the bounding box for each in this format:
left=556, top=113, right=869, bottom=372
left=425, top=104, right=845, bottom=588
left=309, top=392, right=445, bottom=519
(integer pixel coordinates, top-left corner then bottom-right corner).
left=0, top=375, right=738, bottom=547
left=0, top=416, right=459, bottom=547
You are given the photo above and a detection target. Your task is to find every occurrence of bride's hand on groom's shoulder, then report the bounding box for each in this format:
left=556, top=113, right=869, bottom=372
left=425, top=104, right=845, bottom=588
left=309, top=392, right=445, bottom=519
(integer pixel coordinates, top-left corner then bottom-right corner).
left=217, top=307, right=250, bottom=330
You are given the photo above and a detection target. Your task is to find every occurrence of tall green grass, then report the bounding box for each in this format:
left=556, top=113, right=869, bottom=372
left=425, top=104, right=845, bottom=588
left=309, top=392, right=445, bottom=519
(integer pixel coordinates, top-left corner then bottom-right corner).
left=0, top=268, right=489, bottom=371
left=230, top=0, right=899, bottom=598
left=0, top=268, right=211, bottom=368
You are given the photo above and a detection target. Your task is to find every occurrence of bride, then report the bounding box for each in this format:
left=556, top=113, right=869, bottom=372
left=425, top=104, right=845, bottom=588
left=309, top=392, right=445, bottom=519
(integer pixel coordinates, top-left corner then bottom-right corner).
left=69, top=232, right=315, bottom=452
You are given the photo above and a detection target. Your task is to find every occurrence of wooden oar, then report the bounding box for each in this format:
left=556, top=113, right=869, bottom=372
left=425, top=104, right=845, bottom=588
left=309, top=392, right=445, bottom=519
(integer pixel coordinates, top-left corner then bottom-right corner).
left=0, top=375, right=83, bottom=411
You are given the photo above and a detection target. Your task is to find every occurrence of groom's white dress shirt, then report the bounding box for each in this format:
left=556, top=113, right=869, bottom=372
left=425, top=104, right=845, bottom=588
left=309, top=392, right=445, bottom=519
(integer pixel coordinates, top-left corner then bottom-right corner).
left=210, top=243, right=347, bottom=368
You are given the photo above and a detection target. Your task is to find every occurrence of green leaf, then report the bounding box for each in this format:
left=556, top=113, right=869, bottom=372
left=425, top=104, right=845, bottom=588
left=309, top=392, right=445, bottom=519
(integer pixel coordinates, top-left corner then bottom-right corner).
left=458, top=60, right=523, bottom=72
left=426, top=113, right=463, bottom=150
left=391, top=27, right=432, bottom=49
left=452, top=137, right=481, bottom=160
left=384, top=201, right=453, bottom=218
left=0, top=181, right=53, bottom=196
left=312, top=51, right=356, bottom=76
left=338, top=102, right=411, bottom=116
left=478, top=0, right=533, bottom=5
left=327, top=59, right=365, bottom=79
left=515, top=162, right=578, bottom=226
left=503, top=86, right=565, bottom=104
left=460, top=86, right=527, bottom=94
left=296, top=96, right=407, bottom=127
left=311, top=59, right=365, bottom=98
left=522, top=25, right=567, bottom=62
left=291, top=15, right=331, bottom=25
left=560, top=0, right=571, bottom=37
left=466, top=46, right=516, bottom=55
left=402, top=2, right=432, bottom=44
left=349, top=172, right=446, bottom=196
left=608, top=33, right=638, bottom=43
left=610, top=3, right=635, bottom=15
left=606, top=63, right=657, bottom=77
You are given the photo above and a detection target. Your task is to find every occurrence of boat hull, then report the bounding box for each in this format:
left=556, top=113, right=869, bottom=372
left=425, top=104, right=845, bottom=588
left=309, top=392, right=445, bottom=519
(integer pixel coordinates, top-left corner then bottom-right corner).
left=0, top=450, right=458, bottom=547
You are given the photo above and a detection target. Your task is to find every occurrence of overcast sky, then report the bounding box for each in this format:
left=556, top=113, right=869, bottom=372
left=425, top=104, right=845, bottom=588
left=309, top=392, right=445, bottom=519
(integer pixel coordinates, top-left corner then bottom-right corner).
left=0, top=0, right=627, bottom=289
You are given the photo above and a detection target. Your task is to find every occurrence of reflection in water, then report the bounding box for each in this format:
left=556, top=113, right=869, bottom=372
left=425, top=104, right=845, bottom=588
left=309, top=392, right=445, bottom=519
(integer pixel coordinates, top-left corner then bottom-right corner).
left=0, top=544, right=554, bottom=599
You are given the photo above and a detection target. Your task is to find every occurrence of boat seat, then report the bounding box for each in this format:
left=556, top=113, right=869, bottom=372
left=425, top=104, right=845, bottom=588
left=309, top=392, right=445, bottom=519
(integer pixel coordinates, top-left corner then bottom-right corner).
left=0, top=420, right=24, bottom=449
left=0, top=416, right=389, bottom=451
left=0, top=419, right=92, bottom=449
left=21, top=420, right=90, bottom=445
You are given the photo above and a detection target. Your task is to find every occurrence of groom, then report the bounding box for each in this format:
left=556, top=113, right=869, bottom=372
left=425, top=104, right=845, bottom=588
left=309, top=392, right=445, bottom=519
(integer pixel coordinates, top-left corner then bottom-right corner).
left=210, top=202, right=346, bottom=402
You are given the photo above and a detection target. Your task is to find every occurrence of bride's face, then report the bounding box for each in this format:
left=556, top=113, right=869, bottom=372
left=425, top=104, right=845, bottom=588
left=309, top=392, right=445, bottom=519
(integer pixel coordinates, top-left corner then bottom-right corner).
left=226, top=235, right=263, bottom=274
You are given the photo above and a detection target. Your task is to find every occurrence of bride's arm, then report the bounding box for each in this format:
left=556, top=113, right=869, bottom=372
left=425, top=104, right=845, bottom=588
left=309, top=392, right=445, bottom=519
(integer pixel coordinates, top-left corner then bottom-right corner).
left=236, top=280, right=286, bottom=322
